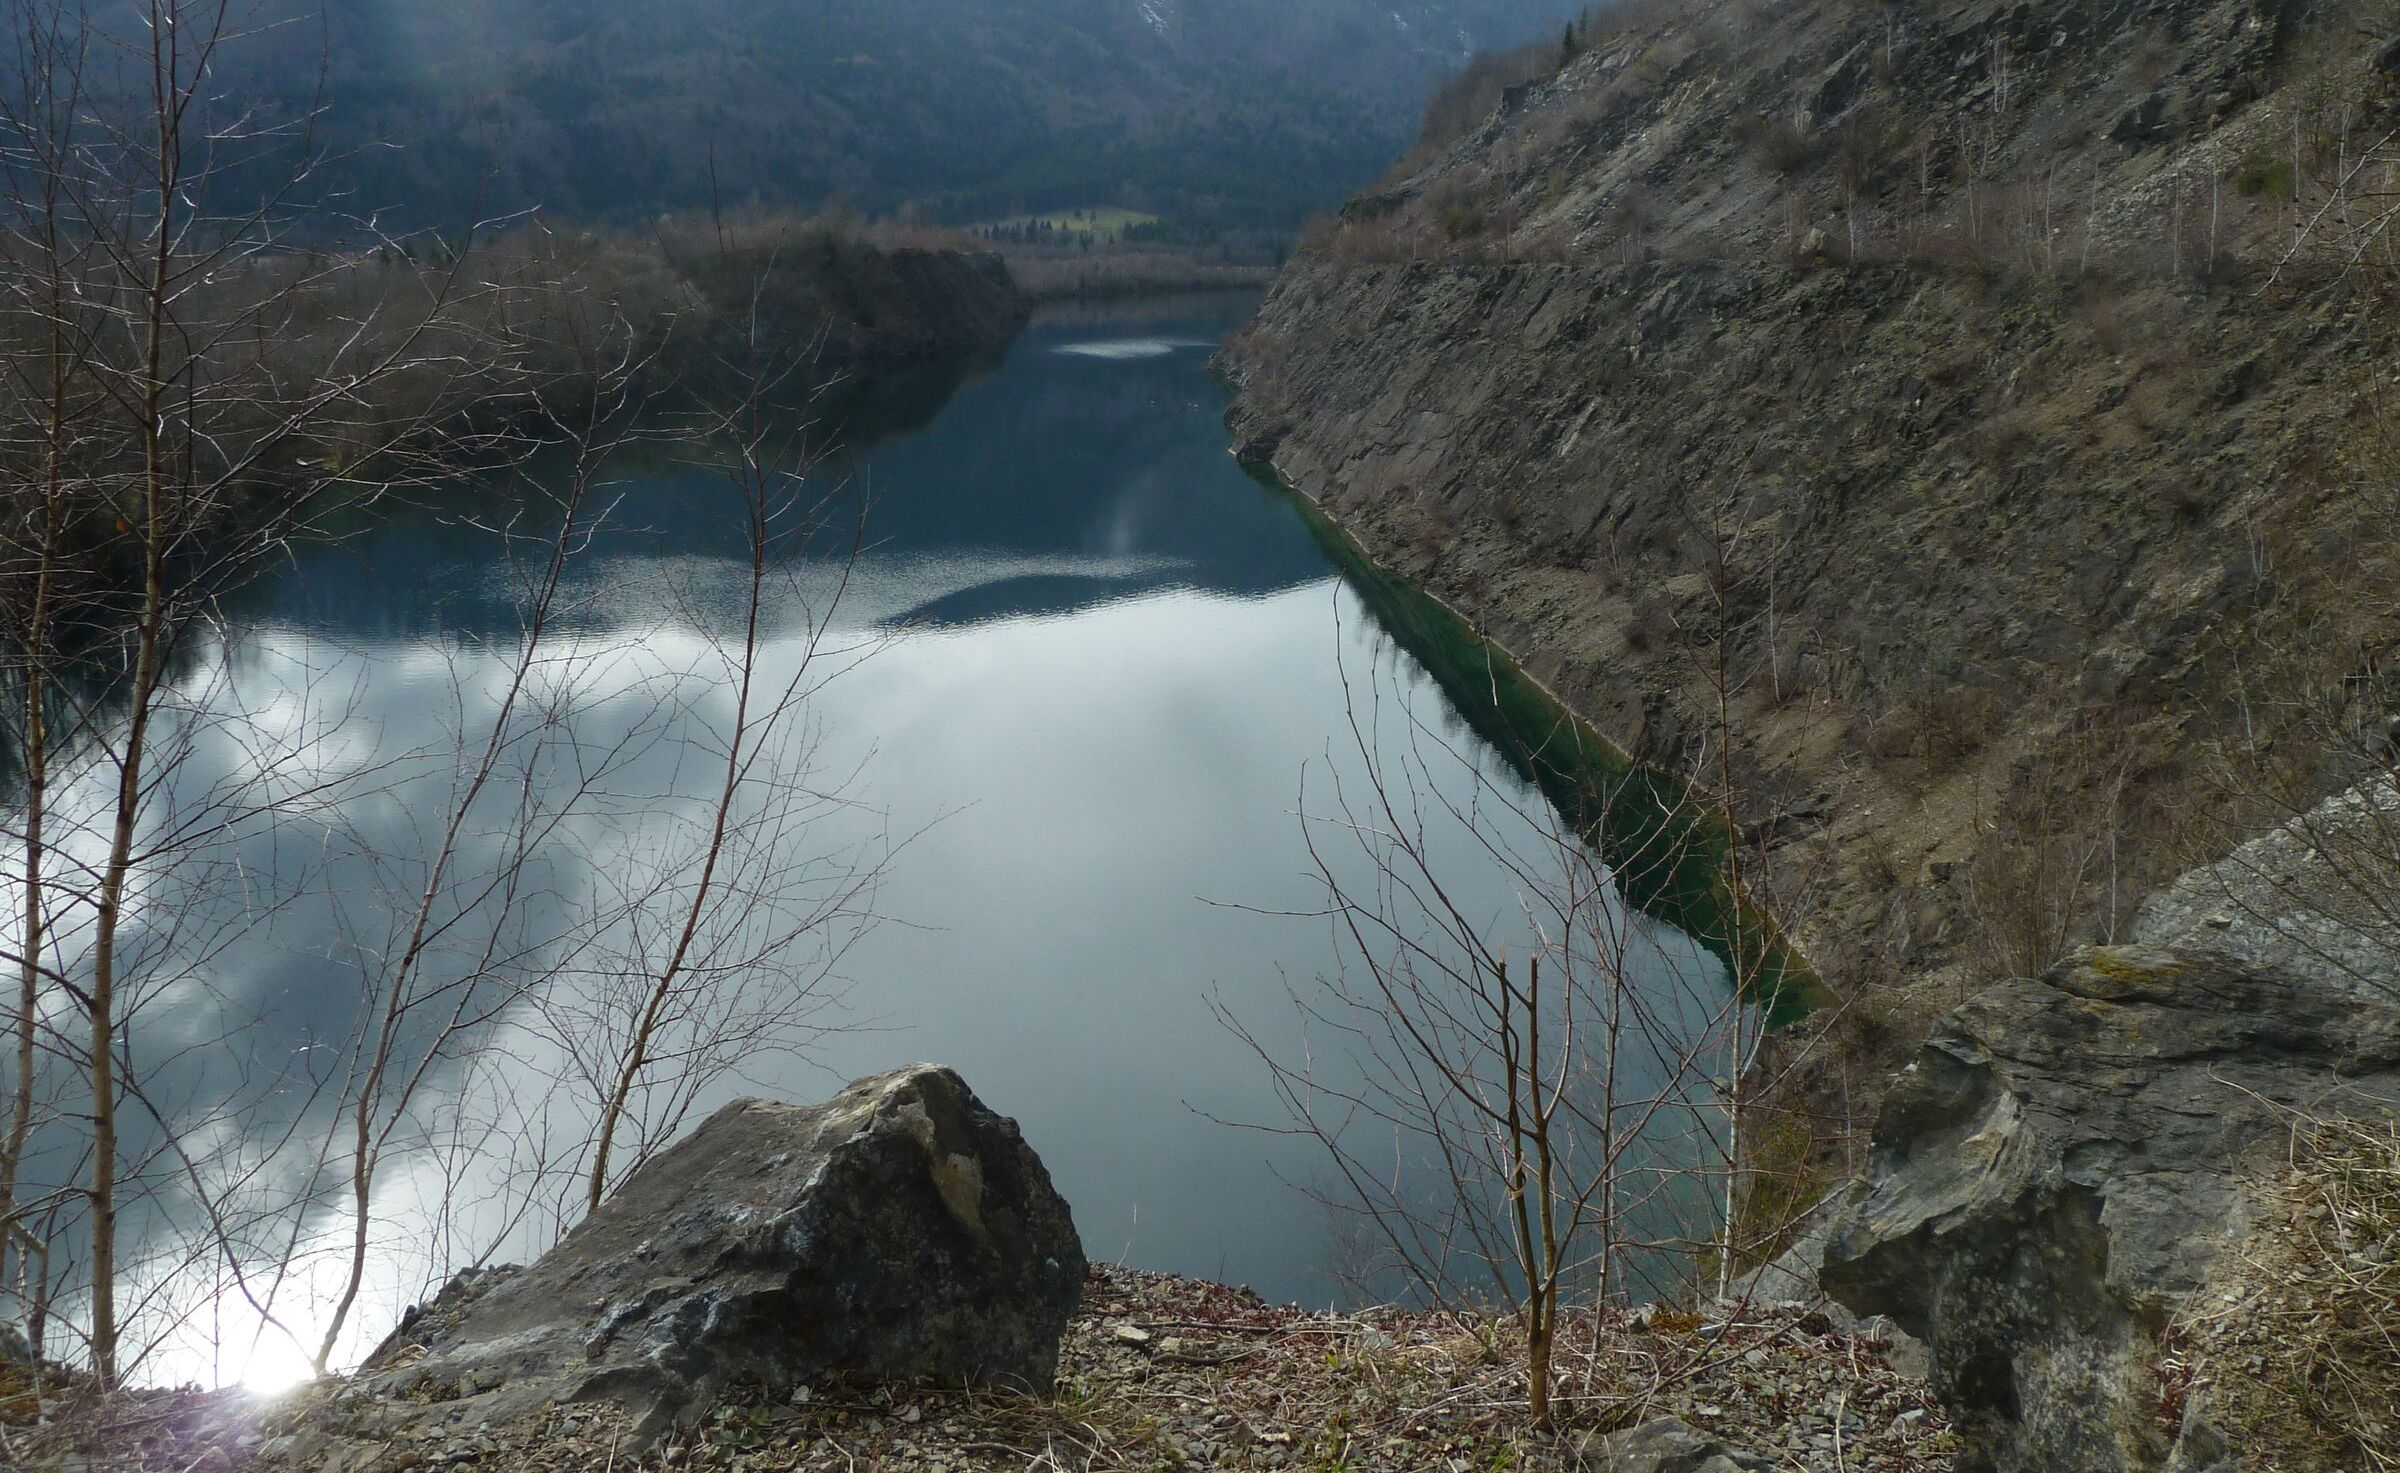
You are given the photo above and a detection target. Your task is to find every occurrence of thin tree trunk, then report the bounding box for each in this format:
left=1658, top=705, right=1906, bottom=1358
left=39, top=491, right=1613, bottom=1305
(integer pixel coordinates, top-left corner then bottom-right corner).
left=1527, top=1311, right=1554, bottom=1429
left=86, top=12, right=186, bottom=1376
left=585, top=460, right=771, bottom=1216
left=0, top=227, right=70, bottom=1298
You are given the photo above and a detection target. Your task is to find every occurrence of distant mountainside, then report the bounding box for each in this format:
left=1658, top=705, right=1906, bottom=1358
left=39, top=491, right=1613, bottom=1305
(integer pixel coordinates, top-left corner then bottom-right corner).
left=227, top=0, right=1588, bottom=229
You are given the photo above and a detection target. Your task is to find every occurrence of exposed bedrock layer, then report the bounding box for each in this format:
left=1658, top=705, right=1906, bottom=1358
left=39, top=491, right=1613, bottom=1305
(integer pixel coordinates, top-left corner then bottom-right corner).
left=1225, top=251, right=2387, bottom=991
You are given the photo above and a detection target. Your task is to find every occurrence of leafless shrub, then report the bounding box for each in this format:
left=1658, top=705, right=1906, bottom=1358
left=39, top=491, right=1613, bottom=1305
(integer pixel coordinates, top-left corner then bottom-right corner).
left=1959, top=723, right=2138, bottom=984
left=1505, top=222, right=1578, bottom=263
left=1868, top=685, right=1999, bottom=767
left=2128, top=30, right=2172, bottom=91
left=1325, top=212, right=1431, bottom=268
left=1217, top=645, right=1776, bottom=1425
left=1413, top=500, right=1458, bottom=555
left=1400, top=45, right=1558, bottom=173
left=2074, top=275, right=2137, bottom=355
left=1621, top=594, right=1674, bottom=655
left=1602, top=188, right=1656, bottom=262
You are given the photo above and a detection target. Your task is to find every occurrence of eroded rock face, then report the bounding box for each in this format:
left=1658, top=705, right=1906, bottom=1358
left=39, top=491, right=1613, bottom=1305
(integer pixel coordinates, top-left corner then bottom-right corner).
left=1819, top=944, right=2400, bottom=1473
left=355, top=1066, right=1084, bottom=1439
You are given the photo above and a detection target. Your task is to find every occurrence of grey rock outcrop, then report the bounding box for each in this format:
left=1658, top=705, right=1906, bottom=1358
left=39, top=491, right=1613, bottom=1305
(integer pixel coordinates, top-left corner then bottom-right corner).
left=353, top=1066, right=1084, bottom=1440
left=2136, top=775, right=2400, bottom=1003
left=1729, top=1201, right=1930, bottom=1381
left=1819, top=940, right=2400, bottom=1473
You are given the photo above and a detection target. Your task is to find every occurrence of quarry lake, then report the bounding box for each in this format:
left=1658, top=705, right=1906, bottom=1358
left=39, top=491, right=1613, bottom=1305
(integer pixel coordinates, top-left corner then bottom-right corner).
left=78, top=293, right=1727, bottom=1385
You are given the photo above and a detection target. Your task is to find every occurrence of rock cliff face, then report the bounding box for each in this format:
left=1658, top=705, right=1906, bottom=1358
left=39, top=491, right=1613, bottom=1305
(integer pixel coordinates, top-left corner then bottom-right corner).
left=1818, top=784, right=2400, bottom=1472
left=342, top=1067, right=1084, bottom=1446
left=1819, top=943, right=2400, bottom=1472
left=1221, top=0, right=2400, bottom=1026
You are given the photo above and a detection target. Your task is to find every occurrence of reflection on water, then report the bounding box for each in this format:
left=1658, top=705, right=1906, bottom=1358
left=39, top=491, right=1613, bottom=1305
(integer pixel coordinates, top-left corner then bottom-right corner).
left=1049, top=337, right=1219, bottom=362
left=10, top=293, right=1731, bottom=1388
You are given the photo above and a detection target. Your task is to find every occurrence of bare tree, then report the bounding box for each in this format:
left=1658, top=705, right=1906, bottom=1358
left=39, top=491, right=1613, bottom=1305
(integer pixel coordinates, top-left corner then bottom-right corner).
left=1220, top=620, right=1784, bottom=1426
left=0, top=0, right=99, bottom=1330
left=559, top=318, right=893, bottom=1218
left=0, top=0, right=925, bottom=1391
left=298, top=359, right=662, bottom=1372
left=0, top=0, right=505, bottom=1381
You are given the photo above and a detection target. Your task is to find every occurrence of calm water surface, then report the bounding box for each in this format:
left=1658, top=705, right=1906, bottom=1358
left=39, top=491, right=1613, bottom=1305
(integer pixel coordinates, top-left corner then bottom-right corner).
left=59, top=295, right=1722, bottom=1385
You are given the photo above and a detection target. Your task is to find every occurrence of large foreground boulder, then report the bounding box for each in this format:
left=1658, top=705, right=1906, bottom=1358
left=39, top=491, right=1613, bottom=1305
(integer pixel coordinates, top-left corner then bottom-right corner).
left=1821, top=898, right=2400, bottom=1470
left=354, top=1066, right=1084, bottom=1440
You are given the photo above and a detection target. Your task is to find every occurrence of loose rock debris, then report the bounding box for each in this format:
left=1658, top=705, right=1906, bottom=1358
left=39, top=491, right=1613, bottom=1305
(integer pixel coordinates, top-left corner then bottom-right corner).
left=7, top=1266, right=1952, bottom=1471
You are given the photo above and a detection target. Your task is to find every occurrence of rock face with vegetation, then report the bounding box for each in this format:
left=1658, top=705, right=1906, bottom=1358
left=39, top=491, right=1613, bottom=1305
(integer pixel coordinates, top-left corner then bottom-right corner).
left=1818, top=784, right=2400, bottom=1473
left=1819, top=943, right=2400, bottom=1471
left=1219, top=0, right=2400, bottom=1082
left=343, top=1068, right=1084, bottom=1443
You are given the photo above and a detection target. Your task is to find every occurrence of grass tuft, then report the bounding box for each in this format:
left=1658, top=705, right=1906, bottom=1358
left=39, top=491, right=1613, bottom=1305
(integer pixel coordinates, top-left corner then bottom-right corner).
left=2178, top=1115, right=2400, bottom=1472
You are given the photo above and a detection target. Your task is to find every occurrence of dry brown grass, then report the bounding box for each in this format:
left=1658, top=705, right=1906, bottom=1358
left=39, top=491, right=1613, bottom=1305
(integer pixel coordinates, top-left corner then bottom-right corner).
left=1864, top=686, right=1998, bottom=768
left=1737, top=112, right=1815, bottom=176
left=1323, top=211, right=1435, bottom=267
left=2177, top=1115, right=2400, bottom=1472
left=5, top=1268, right=1955, bottom=1473
left=1412, top=498, right=1458, bottom=555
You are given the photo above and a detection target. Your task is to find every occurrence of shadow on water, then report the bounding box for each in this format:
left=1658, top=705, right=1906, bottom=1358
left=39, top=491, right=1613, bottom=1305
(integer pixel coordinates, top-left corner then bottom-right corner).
left=1245, top=465, right=1821, bottom=1026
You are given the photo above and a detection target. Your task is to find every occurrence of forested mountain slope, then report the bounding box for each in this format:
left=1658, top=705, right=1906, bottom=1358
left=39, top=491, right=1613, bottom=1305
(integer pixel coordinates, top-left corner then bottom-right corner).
left=217, top=0, right=1588, bottom=227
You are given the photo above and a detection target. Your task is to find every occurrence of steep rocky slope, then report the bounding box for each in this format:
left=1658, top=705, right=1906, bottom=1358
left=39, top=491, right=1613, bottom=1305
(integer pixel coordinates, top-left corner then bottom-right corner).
left=1221, top=0, right=2400, bottom=1149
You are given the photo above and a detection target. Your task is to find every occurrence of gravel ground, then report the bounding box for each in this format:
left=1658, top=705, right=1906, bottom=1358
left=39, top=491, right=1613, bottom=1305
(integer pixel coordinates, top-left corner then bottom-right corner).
left=6, top=1266, right=1953, bottom=1471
